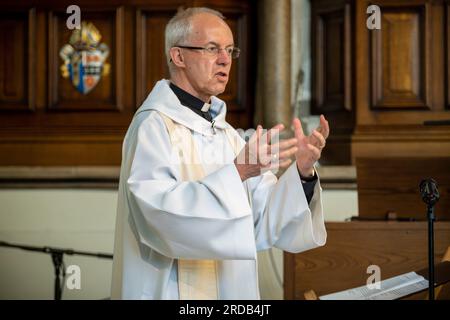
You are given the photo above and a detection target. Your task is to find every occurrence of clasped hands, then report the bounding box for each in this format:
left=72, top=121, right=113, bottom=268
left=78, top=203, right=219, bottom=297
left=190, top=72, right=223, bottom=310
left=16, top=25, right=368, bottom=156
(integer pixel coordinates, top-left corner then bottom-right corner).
left=234, top=115, right=330, bottom=181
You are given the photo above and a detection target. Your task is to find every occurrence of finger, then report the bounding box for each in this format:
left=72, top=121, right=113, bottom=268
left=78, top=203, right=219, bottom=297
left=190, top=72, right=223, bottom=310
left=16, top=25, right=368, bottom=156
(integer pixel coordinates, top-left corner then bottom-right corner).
left=278, top=146, right=298, bottom=160
left=259, top=144, right=272, bottom=166
left=256, top=125, right=267, bottom=165
left=292, top=118, right=305, bottom=139
left=278, top=158, right=292, bottom=169
left=318, top=115, right=330, bottom=139
left=247, top=125, right=262, bottom=165
left=263, top=123, right=285, bottom=146
left=270, top=138, right=298, bottom=153
left=306, top=143, right=321, bottom=161
left=311, top=130, right=326, bottom=148
left=248, top=125, right=261, bottom=146
left=257, top=125, right=263, bottom=141
left=266, top=158, right=292, bottom=171
left=261, top=159, right=292, bottom=171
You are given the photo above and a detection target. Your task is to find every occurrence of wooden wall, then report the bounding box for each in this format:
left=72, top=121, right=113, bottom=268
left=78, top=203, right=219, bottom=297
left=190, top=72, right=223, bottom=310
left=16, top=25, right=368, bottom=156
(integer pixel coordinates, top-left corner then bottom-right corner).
left=311, top=0, right=450, bottom=165
left=353, top=0, right=450, bottom=161
left=356, top=157, right=450, bottom=220
left=311, top=0, right=355, bottom=165
left=0, top=0, right=256, bottom=166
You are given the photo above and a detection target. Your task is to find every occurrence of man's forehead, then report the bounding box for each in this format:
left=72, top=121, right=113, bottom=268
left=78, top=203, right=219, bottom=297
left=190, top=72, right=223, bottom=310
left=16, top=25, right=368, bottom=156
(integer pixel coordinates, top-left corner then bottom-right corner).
left=189, top=13, right=233, bottom=43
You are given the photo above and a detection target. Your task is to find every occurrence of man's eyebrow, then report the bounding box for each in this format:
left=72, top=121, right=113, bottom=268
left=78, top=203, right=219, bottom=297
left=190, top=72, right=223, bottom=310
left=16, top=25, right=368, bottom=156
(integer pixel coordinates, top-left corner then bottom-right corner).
left=206, top=41, right=235, bottom=47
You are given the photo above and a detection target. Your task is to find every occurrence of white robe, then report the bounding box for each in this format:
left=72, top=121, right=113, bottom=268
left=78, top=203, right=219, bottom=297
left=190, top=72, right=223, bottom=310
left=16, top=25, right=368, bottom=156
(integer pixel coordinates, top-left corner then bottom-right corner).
left=110, top=79, right=327, bottom=300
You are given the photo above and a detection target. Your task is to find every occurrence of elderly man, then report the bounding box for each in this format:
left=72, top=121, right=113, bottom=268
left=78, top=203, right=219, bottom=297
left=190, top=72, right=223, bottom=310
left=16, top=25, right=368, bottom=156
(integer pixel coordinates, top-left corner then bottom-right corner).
left=111, top=7, right=329, bottom=300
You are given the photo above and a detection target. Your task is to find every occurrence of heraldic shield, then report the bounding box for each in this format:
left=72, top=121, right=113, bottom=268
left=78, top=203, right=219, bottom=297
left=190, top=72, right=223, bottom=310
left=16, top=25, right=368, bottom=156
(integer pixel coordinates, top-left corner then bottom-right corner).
left=60, top=22, right=110, bottom=95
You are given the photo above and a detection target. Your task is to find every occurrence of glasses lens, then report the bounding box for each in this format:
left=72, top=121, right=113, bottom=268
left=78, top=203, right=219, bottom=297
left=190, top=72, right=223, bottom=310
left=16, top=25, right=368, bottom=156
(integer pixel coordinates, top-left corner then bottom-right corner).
left=206, top=46, right=219, bottom=55
left=232, top=47, right=240, bottom=59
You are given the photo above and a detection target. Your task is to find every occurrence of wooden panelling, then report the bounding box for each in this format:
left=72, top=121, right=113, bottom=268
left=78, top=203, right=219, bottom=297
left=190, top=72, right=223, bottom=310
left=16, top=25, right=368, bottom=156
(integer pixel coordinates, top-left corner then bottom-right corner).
left=447, top=2, right=450, bottom=110
left=371, top=5, right=430, bottom=109
left=0, top=138, right=123, bottom=166
left=313, top=4, right=351, bottom=112
left=352, top=0, right=449, bottom=164
left=136, top=6, right=178, bottom=106
left=0, top=8, right=35, bottom=111
left=0, top=0, right=255, bottom=167
left=355, top=0, right=446, bottom=127
left=311, top=0, right=354, bottom=165
left=285, top=221, right=450, bottom=300
left=356, top=157, right=450, bottom=221
left=311, top=0, right=450, bottom=164
left=48, top=7, right=124, bottom=111
left=351, top=127, right=450, bottom=162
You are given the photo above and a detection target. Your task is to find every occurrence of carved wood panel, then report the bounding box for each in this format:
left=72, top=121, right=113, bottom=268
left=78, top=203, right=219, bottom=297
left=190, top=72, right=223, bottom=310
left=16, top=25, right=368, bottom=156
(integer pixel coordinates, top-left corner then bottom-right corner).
left=0, top=8, right=35, bottom=112
left=311, top=0, right=354, bottom=165
left=136, top=6, right=177, bottom=106
left=352, top=0, right=449, bottom=163
left=312, top=4, right=351, bottom=113
left=447, top=2, right=450, bottom=110
left=371, top=4, right=430, bottom=110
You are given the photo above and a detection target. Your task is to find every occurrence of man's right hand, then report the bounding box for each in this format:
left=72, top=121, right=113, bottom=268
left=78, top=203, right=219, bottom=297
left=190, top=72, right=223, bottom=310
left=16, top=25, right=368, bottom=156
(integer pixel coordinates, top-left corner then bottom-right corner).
left=234, top=124, right=298, bottom=181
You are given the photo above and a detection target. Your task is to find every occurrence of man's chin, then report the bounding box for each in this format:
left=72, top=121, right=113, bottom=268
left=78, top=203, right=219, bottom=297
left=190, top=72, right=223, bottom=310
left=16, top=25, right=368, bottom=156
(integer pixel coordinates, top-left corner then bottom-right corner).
left=210, top=84, right=228, bottom=96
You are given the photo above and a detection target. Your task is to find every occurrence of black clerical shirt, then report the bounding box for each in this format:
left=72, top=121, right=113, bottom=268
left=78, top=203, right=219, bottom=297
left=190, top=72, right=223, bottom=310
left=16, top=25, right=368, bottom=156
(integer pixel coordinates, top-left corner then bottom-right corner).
left=169, top=82, right=213, bottom=122
left=169, top=82, right=317, bottom=203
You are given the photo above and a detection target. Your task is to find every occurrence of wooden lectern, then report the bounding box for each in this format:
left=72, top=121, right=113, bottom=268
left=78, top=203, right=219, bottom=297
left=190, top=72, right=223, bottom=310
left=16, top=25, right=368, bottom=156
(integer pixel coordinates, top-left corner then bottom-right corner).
left=284, top=221, right=450, bottom=300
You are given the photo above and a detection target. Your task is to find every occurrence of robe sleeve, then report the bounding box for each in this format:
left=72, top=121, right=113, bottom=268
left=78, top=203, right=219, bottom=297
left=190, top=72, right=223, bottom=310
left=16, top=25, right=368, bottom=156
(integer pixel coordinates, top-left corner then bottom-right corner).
left=125, top=111, right=257, bottom=261
left=248, top=163, right=327, bottom=253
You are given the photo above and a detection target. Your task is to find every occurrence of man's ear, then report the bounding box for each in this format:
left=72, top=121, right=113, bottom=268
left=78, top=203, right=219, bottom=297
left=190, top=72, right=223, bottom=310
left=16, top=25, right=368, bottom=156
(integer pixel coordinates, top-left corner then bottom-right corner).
left=169, top=47, right=185, bottom=68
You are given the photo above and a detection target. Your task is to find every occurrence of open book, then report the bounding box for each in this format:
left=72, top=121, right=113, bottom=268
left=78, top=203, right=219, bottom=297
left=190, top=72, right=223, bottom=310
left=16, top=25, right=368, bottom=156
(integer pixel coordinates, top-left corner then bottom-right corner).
left=319, top=272, right=429, bottom=300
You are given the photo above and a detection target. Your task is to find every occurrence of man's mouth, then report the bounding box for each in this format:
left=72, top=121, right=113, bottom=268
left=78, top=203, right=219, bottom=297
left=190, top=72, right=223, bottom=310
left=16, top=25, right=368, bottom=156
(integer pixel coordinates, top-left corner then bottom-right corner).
left=215, top=72, right=228, bottom=82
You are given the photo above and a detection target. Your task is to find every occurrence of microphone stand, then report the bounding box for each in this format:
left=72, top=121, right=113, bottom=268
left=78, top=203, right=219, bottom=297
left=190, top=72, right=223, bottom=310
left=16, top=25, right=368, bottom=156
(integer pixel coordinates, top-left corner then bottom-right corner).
left=422, top=121, right=449, bottom=298
left=426, top=203, right=435, bottom=300
left=0, top=240, right=113, bottom=300
left=419, top=178, right=440, bottom=300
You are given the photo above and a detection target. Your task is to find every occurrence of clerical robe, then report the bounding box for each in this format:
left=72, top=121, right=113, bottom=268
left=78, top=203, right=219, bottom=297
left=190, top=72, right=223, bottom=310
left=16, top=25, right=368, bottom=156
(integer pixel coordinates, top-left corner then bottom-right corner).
left=110, top=79, right=327, bottom=299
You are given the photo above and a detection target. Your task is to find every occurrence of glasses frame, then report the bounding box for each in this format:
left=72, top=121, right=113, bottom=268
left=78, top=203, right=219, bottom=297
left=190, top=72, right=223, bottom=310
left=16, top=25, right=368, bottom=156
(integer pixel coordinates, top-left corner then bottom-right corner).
left=175, top=45, right=240, bottom=59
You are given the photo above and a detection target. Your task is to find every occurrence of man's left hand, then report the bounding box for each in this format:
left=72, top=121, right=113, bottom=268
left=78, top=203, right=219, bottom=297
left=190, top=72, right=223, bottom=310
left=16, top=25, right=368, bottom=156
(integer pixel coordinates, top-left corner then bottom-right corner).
left=292, top=115, right=330, bottom=177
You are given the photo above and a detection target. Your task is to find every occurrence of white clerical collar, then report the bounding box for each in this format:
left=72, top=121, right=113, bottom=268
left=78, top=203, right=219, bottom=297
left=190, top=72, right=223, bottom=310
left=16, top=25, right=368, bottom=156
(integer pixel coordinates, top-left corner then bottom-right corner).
left=201, top=103, right=211, bottom=112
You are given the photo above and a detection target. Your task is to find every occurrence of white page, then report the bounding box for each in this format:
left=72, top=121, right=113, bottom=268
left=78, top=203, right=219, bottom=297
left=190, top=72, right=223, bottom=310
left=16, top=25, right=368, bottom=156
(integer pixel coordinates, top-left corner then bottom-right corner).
left=367, top=279, right=429, bottom=300
left=319, top=272, right=429, bottom=300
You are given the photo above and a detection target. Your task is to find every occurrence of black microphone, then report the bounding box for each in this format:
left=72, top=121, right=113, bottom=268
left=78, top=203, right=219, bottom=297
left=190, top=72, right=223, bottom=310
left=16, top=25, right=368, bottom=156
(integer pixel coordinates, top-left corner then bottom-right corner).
left=419, top=178, right=440, bottom=207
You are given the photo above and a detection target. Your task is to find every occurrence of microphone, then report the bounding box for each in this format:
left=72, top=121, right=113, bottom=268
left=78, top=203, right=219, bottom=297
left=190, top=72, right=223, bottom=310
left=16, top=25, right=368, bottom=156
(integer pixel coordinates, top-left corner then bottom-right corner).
left=419, top=178, right=440, bottom=207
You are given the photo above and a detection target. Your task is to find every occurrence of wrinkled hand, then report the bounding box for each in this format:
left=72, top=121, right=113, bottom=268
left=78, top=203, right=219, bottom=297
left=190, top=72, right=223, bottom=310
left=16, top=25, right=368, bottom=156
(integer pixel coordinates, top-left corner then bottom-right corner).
left=234, top=124, right=298, bottom=181
left=293, top=115, right=330, bottom=177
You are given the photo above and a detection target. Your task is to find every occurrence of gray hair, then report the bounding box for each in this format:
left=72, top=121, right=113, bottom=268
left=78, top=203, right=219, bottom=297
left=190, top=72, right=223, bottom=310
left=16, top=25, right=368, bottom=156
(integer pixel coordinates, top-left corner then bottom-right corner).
left=165, top=7, right=225, bottom=71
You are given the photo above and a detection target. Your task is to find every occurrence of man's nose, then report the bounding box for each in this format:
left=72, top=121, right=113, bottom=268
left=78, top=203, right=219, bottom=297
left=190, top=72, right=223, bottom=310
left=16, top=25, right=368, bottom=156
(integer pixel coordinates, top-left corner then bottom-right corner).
left=217, top=49, right=231, bottom=65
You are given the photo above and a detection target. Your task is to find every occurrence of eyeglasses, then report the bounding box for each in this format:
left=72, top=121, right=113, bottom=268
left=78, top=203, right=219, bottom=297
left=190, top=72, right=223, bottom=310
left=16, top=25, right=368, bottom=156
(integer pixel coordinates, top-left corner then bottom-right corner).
left=175, top=44, right=240, bottom=59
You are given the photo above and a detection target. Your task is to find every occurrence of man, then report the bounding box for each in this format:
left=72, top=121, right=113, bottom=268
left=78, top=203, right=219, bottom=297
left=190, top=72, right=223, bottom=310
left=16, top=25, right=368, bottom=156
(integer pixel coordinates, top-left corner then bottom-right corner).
left=111, top=7, right=329, bottom=300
